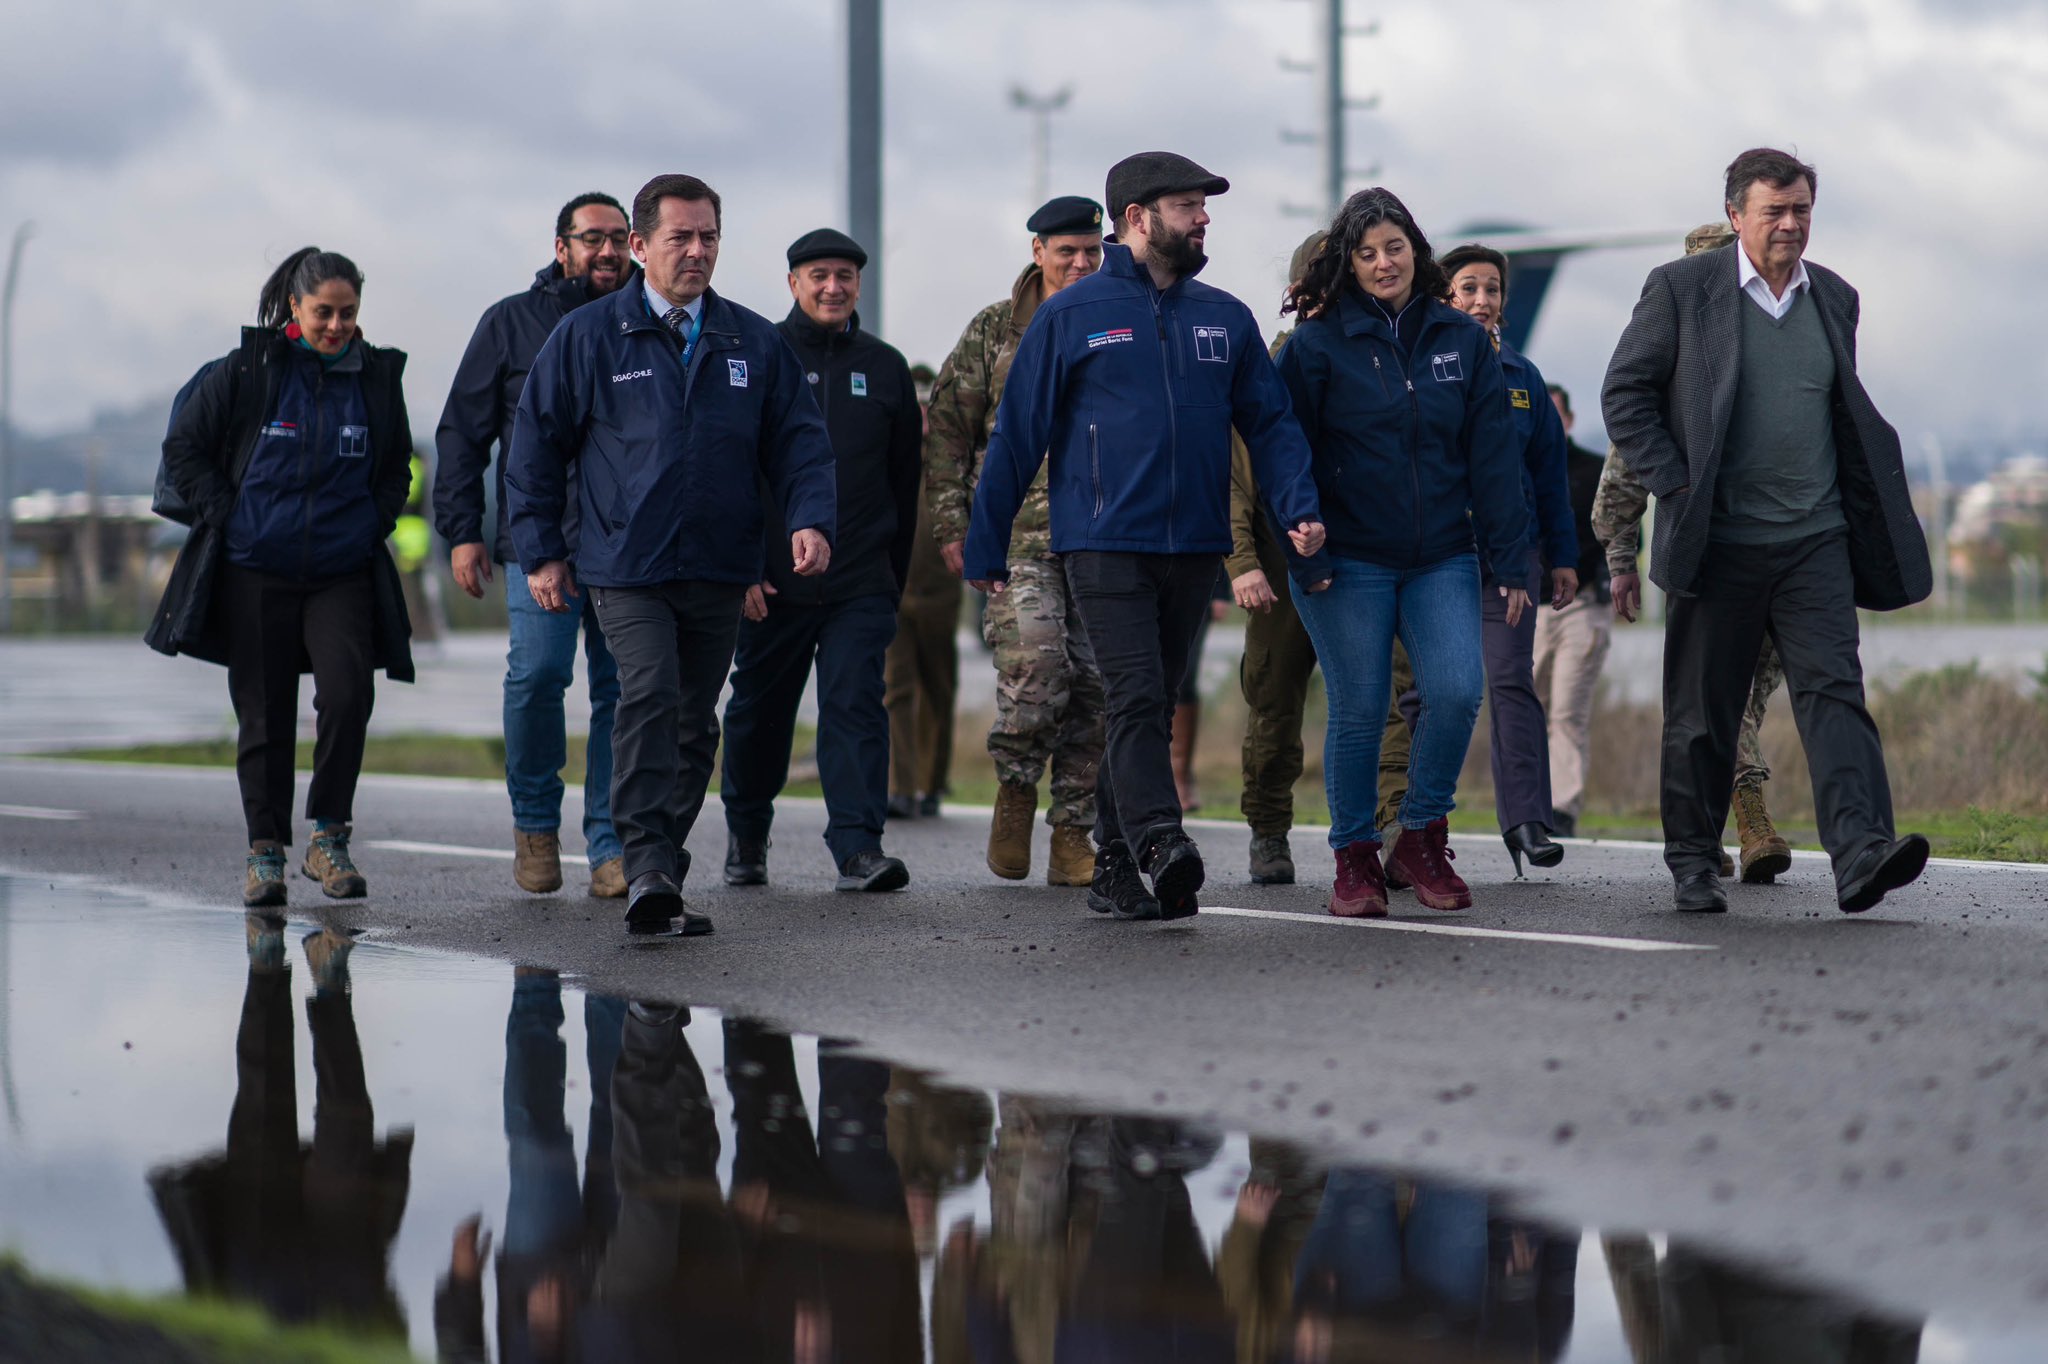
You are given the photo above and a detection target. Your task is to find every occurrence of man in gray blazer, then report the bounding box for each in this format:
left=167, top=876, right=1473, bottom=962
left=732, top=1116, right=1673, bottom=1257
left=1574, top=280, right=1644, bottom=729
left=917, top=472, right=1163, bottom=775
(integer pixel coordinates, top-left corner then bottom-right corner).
left=1602, top=147, right=1931, bottom=915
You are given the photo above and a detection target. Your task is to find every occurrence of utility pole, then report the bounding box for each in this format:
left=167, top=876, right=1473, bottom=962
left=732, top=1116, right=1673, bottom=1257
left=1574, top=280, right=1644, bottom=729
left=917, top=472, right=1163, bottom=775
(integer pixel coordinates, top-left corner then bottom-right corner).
left=0, top=221, right=34, bottom=635
left=1009, top=85, right=1073, bottom=206
left=1280, top=2, right=1380, bottom=220
left=846, top=0, right=884, bottom=332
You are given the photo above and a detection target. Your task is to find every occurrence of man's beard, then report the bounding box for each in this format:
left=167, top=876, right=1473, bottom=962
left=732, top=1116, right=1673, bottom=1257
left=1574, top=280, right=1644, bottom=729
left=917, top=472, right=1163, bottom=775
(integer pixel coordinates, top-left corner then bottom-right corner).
left=1147, top=210, right=1207, bottom=276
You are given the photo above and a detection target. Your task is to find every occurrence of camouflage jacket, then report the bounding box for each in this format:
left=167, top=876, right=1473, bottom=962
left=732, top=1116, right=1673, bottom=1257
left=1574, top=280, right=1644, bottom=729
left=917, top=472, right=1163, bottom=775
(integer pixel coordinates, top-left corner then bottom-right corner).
left=1226, top=329, right=1295, bottom=581
left=1589, top=444, right=1651, bottom=579
left=923, top=263, right=1052, bottom=561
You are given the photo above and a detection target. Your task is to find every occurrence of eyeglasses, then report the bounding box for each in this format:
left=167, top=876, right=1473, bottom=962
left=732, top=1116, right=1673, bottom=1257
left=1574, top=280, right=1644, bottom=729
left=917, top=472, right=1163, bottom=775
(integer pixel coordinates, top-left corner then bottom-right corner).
left=564, top=230, right=631, bottom=249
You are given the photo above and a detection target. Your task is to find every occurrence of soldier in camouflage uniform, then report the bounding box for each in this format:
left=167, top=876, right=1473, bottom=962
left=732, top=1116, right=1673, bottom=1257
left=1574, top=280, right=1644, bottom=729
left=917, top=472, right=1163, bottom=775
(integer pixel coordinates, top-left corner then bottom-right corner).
left=925, top=196, right=1108, bottom=886
left=1590, top=220, right=1793, bottom=885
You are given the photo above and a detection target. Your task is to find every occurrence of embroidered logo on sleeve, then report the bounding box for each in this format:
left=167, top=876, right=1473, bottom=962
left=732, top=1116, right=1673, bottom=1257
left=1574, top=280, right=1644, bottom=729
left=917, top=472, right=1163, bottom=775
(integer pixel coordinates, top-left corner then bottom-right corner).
left=1085, top=328, right=1134, bottom=350
left=1430, top=351, right=1465, bottom=383
left=851, top=372, right=868, bottom=397
left=1508, top=388, right=1531, bottom=409
left=338, top=424, right=369, bottom=458
left=728, top=359, right=749, bottom=388
left=1192, top=325, right=1230, bottom=363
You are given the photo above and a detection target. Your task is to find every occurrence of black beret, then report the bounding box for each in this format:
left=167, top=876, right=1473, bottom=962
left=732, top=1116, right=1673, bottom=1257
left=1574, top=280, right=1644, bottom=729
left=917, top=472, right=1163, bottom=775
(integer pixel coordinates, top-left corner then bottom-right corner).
left=786, top=227, right=868, bottom=270
left=1026, top=195, right=1104, bottom=237
left=1104, top=151, right=1229, bottom=226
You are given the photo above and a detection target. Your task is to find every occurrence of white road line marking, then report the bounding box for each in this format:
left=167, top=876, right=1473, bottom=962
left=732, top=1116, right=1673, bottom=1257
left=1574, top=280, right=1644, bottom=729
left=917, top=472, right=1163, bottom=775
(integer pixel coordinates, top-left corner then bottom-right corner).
left=0, top=804, right=87, bottom=821
left=369, top=839, right=591, bottom=867
left=1199, top=905, right=1715, bottom=952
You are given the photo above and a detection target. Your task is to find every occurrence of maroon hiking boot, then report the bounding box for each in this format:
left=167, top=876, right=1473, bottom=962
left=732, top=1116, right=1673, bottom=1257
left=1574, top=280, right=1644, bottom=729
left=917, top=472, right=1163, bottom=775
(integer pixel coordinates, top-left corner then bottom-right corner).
left=1384, top=819, right=1471, bottom=911
left=1329, top=842, right=1388, bottom=918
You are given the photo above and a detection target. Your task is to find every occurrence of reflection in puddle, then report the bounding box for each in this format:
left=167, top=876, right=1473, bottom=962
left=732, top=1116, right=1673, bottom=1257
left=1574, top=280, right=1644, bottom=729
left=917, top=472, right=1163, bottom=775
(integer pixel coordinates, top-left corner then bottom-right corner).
left=0, top=874, right=2028, bottom=1361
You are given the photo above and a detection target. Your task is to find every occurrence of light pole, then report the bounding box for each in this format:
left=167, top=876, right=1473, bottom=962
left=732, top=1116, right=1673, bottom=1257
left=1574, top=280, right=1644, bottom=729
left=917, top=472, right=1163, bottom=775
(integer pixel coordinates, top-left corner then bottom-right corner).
left=0, top=221, right=35, bottom=635
left=847, top=0, right=884, bottom=331
left=1009, top=85, right=1073, bottom=206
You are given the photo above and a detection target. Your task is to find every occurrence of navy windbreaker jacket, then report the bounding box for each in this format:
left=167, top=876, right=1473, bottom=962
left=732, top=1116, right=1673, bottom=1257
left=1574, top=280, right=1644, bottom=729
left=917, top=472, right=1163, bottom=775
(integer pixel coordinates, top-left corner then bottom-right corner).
left=504, top=285, right=837, bottom=589
left=223, top=341, right=382, bottom=580
left=1489, top=339, right=1577, bottom=582
left=1274, top=290, right=1529, bottom=582
left=961, top=242, right=1325, bottom=585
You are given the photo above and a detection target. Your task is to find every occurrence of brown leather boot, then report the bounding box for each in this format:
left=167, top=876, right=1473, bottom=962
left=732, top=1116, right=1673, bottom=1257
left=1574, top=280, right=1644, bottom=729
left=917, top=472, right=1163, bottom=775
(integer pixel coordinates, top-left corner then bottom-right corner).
left=1733, top=783, right=1792, bottom=884
left=514, top=830, right=564, bottom=894
left=588, top=856, right=627, bottom=899
left=1047, top=824, right=1095, bottom=886
left=1170, top=701, right=1201, bottom=812
left=987, top=783, right=1037, bottom=880
left=302, top=826, right=366, bottom=900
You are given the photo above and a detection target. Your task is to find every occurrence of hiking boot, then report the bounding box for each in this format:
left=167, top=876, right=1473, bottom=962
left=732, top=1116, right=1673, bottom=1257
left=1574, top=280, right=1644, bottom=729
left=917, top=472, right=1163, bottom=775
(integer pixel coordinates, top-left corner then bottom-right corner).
left=302, top=927, right=356, bottom=991
left=1733, top=784, right=1792, bottom=884
left=1249, top=833, right=1296, bottom=886
left=303, top=826, right=366, bottom=899
left=1087, top=841, right=1159, bottom=921
left=1141, top=831, right=1204, bottom=921
left=588, top=856, right=627, bottom=899
left=987, top=783, right=1037, bottom=880
left=1329, top=841, right=1388, bottom=918
left=1719, top=848, right=1736, bottom=878
left=514, top=830, right=563, bottom=894
left=245, top=841, right=287, bottom=909
left=724, top=834, right=769, bottom=887
left=1047, top=824, right=1096, bottom=886
left=1383, top=819, right=1470, bottom=911
left=245, top=913, right=286, bottom=969
left=837, top=848, right=911, bottom=892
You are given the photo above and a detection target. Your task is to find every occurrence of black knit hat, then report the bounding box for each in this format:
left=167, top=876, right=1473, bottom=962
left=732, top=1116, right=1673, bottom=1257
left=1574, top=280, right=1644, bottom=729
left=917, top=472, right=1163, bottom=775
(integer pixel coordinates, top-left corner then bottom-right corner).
left=1104, top=152, right=1229, bottom=228
left=786, top=227, right=868, bottom=270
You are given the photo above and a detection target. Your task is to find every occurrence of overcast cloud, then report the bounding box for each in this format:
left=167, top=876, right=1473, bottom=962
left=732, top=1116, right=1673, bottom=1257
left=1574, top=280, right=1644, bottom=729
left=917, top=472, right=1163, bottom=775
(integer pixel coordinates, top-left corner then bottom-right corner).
left=2, top=0, right=2045, bottom=453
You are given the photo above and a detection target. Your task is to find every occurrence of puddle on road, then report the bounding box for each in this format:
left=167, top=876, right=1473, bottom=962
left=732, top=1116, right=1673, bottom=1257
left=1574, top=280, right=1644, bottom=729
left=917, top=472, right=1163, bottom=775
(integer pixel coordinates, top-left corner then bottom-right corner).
left=0, top=872, right=2038, bottom=1363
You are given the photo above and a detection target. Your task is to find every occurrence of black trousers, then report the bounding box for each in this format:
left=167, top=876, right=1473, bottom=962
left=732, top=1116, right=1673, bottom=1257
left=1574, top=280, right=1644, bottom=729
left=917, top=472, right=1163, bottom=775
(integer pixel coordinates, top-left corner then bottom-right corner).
left=222, top=563, right=376, bottom=845
left=721, top=593, right=897, bottom=867
left=1064, top=551, right=1218, bottom=862
left=590, top=580, right=747, bottom=883
left=1661, top=530, right=1893, bottom=885
left=1483, top=549, right=1552, bottom=830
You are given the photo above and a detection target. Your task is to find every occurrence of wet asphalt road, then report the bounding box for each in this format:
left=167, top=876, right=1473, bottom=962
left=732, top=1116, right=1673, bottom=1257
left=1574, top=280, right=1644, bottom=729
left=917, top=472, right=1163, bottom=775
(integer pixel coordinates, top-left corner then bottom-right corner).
left=4, top=755, right=2046, bottom=1332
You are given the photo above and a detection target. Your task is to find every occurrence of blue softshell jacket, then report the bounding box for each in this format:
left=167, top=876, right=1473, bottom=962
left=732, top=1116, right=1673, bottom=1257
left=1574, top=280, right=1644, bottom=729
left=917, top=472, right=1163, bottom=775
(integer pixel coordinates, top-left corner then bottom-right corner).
left=224, top=341, right=381, bottom=581
left=961, top=241, right=1326, bottom=585
left=1273, top=290, right=1529, bottom=582
left=504, top=284, right=837, bottom=589
left=1490, top=338, right=1577, bottom=581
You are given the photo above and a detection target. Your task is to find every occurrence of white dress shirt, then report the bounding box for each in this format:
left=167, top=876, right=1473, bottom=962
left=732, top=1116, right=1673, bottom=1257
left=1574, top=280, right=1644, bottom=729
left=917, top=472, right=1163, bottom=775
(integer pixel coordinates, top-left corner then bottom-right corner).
left=644, top=279, right=702, bottom=329
left=1736, top=246, right=1811, bottom=322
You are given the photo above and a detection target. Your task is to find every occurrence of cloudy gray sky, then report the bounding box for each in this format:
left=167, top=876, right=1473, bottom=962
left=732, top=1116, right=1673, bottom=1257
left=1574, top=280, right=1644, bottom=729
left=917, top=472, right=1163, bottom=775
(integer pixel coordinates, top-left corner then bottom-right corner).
left=3, top=0, right=2044, bottom=452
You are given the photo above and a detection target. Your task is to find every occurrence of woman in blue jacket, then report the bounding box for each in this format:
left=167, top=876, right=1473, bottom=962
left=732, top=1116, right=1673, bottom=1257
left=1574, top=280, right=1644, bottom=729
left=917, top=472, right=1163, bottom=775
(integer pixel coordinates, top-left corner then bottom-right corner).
left=1274, top=190, right=1531, bottom=919
left=153, top=248, right=416, bottom=908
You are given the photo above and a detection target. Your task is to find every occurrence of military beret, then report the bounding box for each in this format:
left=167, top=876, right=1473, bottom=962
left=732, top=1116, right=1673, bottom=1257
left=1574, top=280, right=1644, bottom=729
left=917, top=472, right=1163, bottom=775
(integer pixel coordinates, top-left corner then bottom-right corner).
left=1027, top=195, right=1104, bottom=237
left=1684, top=222, right=1736, bottom=256
left=1104, top=151, right=1229, bottom=227
left=787, top=227, right=868, bottom=270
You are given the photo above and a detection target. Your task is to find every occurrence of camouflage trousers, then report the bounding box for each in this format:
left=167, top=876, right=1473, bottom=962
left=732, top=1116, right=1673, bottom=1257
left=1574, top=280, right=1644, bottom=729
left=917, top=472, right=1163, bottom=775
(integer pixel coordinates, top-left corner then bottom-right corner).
left=984, top=556, right=1104, bottom=826
left=1735, top=634, right=1785, bottom=792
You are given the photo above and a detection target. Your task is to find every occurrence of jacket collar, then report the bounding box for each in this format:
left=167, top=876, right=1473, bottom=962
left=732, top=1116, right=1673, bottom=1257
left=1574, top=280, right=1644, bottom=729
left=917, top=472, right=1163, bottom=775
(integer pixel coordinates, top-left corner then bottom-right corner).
left=1101, top=240, right=1196, bottom=298
left=613, top=282, right=738, bottom=338
left=532, top=260, right=642, bottom=310
left=1007, top=262, right=1048, bottom=339
left=1334, top=286, right=1457, bottom=341
left=781, top=305, right=862, bottom=349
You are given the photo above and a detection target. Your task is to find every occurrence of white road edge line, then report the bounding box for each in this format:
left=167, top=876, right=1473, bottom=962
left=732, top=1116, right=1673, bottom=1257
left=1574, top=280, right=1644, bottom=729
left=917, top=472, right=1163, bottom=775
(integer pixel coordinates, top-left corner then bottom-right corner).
left=0, top=804, right=87, bottom=821
left=369, top=838, right=591, bottom=867
left=1200, top=905, right=1715, bottom=952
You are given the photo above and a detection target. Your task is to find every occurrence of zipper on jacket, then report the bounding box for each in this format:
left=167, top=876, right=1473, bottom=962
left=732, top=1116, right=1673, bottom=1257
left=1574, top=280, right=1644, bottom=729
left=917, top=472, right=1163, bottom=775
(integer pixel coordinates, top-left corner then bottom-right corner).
left=1150, top=292, right=1179, bottom=551
left=1404, top=366, right=1424, bottom=565
left=1089, top=423, right=1103, bottom=517
left=300, top=366, right=326, bottom=580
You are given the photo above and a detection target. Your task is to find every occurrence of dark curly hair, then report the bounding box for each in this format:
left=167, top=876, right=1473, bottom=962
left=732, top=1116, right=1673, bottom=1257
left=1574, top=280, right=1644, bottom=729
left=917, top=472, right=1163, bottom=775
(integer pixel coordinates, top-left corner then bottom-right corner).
left=1283, top=187, right=1447, bottom=320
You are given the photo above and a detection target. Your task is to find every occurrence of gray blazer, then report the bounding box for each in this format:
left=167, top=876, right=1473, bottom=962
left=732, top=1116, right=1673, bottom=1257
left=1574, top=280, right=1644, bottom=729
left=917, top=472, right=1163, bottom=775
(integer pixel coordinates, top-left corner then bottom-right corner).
left=1600, top=244, right=1930, bottom=610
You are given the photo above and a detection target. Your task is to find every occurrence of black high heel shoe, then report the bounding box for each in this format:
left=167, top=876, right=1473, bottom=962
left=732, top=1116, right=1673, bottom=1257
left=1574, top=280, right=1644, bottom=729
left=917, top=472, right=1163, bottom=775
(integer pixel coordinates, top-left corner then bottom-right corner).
left=1503, top=822, right=1564, bottom=878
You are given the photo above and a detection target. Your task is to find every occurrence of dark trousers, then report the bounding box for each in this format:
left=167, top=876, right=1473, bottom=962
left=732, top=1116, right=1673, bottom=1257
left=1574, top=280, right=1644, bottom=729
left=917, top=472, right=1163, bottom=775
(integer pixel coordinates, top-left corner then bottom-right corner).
left=590, top=580, right=747, bottom=884
left=1662, top=530, right=1894, bottom=885
left=1064, top=552, right=1218, bottom=862
left=1238, top=536, right=1319, bottom=837
left=885, top=592, right=960, bottom=798
left=222, top=563, right=376, bottom=845
left=721, top=593, right=897, bottom=867
left=1483, top=550, right=1553, bottom=830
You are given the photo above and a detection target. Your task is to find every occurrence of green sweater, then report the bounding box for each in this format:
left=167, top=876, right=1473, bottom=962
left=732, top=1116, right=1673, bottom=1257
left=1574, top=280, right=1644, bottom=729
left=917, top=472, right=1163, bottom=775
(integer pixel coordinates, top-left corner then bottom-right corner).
left=1711, top=290, right=1847, bottom=545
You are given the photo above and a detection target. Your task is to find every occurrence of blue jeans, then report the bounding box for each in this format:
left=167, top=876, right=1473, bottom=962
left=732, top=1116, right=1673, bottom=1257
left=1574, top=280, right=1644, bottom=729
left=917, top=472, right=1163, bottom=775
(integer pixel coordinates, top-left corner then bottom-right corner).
left=505, top=567, right=621, bottom=865
left=1293, top=554, right=1485, bottom=849
left=1293, top=1170, right=1490, bottom=1316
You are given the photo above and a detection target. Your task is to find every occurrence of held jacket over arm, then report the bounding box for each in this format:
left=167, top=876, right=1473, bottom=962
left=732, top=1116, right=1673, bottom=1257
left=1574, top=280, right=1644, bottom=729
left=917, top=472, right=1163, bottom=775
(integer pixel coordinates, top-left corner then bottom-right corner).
left=1274, top=290, right=1529, bottom=584
left=1492, top=340, right=1578, bottom=580
left=433, top=262, right=636, bottom=565
left=961, top=241, right=1325, bottom=586
left=503, top=284, right=837, bottom=590
left=768, top=307, right=922, bottom=605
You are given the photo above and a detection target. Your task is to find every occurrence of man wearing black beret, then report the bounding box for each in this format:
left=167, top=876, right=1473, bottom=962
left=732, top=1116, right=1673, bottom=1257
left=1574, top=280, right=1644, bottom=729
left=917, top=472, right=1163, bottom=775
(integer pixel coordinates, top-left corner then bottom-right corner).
left=964, top=152, right=1328, bottom=922
left=719, top=227, right=922, bottom=893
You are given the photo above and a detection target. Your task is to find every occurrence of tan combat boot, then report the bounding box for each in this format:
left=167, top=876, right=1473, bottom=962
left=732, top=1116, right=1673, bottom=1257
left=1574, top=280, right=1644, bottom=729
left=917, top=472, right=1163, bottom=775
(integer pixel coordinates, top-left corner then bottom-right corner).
left=588, top=856, right=627, bottom=899
left=514, top=830, right=564, bottom=894
left=1733, top=784, right=1792, bottom=884
left=1047, top=824, right=1095, bottom=886
left=987, top=783, right=1037, bottom=880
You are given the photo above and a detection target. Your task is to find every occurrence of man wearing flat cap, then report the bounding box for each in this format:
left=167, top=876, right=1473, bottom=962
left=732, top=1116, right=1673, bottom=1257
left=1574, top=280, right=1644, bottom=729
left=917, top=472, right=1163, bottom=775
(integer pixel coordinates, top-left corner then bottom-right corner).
left=926, top=194, right=1108, bottom=889
left=720, top=227, right=923, bottom=893
left=964, top=152, right=1328, bottom=923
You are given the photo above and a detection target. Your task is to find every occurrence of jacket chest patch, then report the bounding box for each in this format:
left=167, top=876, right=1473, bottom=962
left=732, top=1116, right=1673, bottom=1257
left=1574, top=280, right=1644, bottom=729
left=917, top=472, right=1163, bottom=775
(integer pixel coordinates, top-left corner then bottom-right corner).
left=260, top=421, right=297, bottom=438
left=727, top=359, right=749, bottom=388
left=1192, top=325, right=1230, bottom=363
left=1086, top=327, right=1134, bottom=350
left=1509, top=387, right=1531, bottom=409
left=851, top=372, right=867, bottom=397
left=1431, top=351, right=1465, bottom=383
left=338, top=424, right=369, bottom=458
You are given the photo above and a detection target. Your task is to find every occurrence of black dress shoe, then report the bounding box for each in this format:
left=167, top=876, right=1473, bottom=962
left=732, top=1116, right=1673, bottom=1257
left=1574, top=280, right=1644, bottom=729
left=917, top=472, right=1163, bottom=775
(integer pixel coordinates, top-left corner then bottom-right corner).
left=1673, top=870, right=1728, bottom=913
left=1838, top=835, right=1930, bottom=914
left=1087, top=841, right=1160, bottom=920
left=625, top=871, right=712, bottom=935
left=724, top=835, right=768, bottom=887
left=1549, top=808, right=1577, bottom=839
left=1142, top=832, right=1204, bottom=920
left=836, top=848, right=910, bottom=892
left=885, top=794, right=917, bottom=821
left=917, top=793, right=941, bottom=818
left=1504, top=821, right=1565, bottom=877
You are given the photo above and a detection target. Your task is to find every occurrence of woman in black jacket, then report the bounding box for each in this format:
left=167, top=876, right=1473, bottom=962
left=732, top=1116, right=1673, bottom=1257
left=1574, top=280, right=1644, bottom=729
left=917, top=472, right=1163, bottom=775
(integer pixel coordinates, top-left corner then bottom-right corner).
left=149, top=247, right=415, bottom=906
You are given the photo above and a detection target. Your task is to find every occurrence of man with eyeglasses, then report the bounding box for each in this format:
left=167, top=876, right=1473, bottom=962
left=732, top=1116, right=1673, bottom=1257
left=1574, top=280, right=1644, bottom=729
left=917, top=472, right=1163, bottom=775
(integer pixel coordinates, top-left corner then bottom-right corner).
left=435, top=192, right=637, bottom=902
